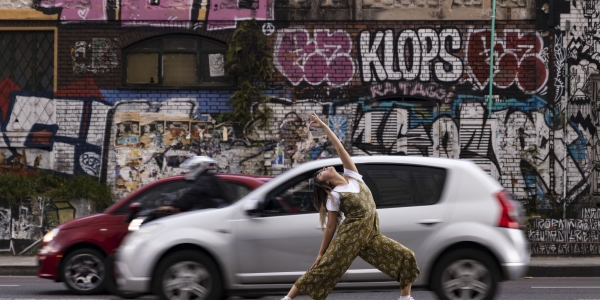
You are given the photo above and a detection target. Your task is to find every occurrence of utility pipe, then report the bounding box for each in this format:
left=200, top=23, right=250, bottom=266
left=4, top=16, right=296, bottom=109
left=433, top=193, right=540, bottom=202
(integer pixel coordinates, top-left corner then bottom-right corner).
left=563, top=61, right=569, bottom=219
left=487, top=0, right=498, bottom=115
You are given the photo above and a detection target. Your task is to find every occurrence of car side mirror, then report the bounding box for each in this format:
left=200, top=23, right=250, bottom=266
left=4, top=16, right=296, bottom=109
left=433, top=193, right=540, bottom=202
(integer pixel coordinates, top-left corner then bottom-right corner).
left=129, top=202, right=141, bottom=214
left=243, top=199, right=263, bottom=217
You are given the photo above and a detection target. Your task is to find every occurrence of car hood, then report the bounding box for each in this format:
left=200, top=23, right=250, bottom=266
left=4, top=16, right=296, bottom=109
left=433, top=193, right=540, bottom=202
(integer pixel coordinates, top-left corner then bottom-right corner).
left=57, top=213, right=106, bottom=230
left=147, top=206, right=234, bottom=233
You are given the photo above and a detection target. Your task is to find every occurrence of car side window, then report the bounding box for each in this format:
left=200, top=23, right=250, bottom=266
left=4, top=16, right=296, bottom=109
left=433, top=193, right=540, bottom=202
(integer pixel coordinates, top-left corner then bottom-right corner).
left=221, top=181, right=252, bottom=201
left=263, top=171, right=320, bottom=215
left=357, top=164, right=447, bottom=208
left=113, top=181, right=191, bottom=214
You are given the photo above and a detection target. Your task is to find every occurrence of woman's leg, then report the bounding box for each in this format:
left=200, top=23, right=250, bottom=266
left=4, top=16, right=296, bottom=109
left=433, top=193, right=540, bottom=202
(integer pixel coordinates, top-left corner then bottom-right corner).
left=401, top=283, right=412, bottom=296
left=285, top=285, right=300, bottom=298
left=357, top=234, right=420, bottom=298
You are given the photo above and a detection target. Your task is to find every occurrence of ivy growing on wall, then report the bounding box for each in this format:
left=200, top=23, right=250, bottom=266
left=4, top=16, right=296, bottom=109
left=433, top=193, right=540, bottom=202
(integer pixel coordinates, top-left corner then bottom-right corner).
left=0, top=171, right=114, bottom=209
left=220, top=19, right=274, bottom=135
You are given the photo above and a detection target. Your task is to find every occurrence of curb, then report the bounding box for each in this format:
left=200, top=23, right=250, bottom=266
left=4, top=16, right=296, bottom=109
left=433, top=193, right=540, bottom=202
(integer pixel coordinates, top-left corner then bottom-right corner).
left=526, top=266, right=600, bottom=277
left=0, top=266, right=38, bottom=276
left=1, top=266, right=599, bottom=277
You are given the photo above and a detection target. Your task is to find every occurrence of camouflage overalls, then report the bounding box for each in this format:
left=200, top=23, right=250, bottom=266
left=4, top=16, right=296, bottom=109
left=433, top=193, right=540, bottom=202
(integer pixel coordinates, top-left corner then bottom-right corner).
left=294, top=178, right=421, bottom=300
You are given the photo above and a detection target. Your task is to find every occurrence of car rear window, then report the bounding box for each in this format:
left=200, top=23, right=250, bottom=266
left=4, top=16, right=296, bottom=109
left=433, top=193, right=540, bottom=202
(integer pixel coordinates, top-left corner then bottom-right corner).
left=357, top=164, right=447, bottom=208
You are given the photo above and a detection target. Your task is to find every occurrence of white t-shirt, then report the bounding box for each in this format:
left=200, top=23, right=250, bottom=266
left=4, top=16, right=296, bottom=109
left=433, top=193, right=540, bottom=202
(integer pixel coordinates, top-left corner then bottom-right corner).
left=326, top=168, right=364, bottom=212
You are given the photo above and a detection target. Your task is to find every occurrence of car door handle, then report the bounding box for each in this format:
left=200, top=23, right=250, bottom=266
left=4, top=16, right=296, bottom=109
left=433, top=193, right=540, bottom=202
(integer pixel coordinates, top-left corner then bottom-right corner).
left=417, top=219, right=442, bottom=226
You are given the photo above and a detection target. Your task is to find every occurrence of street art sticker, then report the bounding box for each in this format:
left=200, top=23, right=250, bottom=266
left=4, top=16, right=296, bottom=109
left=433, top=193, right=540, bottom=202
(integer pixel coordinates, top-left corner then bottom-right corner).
left=465, top=28, right=548, bottom=94
left=79, top=151, right=101, bottom=176
left=140, top=113, right=165, bottom=149
left=208, top=54, right=225, bottom=77
left=164, top=115, right=190, bottom=146
left=272, top=141, right=285, bottom=169
left=274, top=28, right=355, bottom=86
left=191, top=121, right=212, bottom=140
left=115, top=112, right=140, bottom=147
left=71, top=39, right=118, bottom=74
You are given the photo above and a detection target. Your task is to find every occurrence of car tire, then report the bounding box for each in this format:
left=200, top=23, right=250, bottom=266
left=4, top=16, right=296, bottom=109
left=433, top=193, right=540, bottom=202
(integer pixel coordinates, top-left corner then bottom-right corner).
left=431, top=248, right=500, bottom=300
left=104, top=256, right=144, bottom=299
left=155, top=250, right=224, bottom=300
left=61, top=248, right=107, bottom=295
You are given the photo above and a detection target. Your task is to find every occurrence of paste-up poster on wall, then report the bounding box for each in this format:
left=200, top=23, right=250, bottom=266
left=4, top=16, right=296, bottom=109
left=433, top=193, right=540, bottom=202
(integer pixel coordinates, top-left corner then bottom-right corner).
left=164, top=115, right=191, bottom=146
left=208, top=54, right=225, bottom=77
left=191, top=121, right=213, bottom=140
left=139, top=113, right=165, bottom=148
left=115, top=112, right=140, bottom=147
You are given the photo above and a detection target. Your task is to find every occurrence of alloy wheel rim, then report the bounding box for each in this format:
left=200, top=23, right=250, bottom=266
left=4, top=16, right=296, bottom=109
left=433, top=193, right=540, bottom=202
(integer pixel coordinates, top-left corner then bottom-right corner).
left=64, top=253, right=105, bottom=291
left=441, top=259, right=491, bottom=300
left=163, top=261, right=212, bottom=300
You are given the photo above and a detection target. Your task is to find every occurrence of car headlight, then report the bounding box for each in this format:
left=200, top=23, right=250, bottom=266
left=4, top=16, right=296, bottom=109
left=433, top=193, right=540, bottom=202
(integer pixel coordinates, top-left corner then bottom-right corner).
left=42, top=228, right=60, bottom=243
left=121, top=223, right=163, bottom=247
left=128, top=218, right=145, bottom=231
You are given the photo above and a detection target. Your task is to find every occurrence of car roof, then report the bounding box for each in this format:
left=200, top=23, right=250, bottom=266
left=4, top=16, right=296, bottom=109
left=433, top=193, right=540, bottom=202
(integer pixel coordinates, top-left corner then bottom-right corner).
left=104, top=173, right=273, bottom=215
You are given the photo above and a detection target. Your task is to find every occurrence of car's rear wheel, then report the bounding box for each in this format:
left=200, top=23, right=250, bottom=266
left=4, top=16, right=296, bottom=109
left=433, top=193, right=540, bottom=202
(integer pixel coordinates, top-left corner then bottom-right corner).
left=155, top=250, right=223, bottom=300
left=61, top=248, right=106, bottom=295
left=431, top=249, right=500, bottom=300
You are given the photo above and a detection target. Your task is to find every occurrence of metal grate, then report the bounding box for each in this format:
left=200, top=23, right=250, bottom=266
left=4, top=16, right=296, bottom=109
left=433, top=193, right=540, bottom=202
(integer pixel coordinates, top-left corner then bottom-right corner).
left=0, top=31, right=54, bottom=93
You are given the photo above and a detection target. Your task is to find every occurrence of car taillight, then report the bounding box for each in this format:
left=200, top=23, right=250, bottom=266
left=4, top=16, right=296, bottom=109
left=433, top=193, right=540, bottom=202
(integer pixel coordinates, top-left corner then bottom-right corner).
left=497, top=191, right=520, bottom=229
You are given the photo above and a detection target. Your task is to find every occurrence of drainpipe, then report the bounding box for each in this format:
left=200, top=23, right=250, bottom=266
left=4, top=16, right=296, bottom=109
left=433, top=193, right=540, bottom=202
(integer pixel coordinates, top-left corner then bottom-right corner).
left=563, top=60, right=569, bottom=219
left=487, top=0, right=498, bottom=115
left=563, top=21, right=570, bottom=219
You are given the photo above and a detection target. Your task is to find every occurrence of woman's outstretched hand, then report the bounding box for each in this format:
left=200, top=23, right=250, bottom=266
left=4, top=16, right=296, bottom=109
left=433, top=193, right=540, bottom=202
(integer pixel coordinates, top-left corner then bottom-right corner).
left=308, top=113, right=327, bottom=129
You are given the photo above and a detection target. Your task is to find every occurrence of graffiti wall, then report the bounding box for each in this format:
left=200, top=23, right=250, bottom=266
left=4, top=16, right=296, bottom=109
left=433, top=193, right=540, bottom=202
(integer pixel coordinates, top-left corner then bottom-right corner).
left=0, top=198, right=98, bottom=255
left=1, top=0, right=600, bottom=255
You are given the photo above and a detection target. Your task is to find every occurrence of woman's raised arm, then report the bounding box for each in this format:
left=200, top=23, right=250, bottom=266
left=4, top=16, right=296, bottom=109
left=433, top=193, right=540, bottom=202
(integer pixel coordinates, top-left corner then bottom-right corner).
left=308, top=113, right=357, bottom=173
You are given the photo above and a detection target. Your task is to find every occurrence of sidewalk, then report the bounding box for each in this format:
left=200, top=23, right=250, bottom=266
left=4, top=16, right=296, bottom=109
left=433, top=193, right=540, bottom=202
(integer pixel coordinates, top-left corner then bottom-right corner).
left=0, top=256, right=599, bottom=277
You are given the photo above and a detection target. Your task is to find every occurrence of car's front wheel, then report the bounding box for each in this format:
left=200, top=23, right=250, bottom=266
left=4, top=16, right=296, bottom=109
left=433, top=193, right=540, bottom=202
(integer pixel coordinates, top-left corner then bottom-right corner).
left=61, top=248, right=106, bottom=294
left=155, top=250, right=224, bottom=300
left=431, top=249, right=500, bottom=300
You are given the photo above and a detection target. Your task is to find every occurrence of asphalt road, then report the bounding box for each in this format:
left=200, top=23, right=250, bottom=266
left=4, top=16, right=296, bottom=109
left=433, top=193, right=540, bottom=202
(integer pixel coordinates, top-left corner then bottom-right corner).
left=1, top=276, right=600, bottom=300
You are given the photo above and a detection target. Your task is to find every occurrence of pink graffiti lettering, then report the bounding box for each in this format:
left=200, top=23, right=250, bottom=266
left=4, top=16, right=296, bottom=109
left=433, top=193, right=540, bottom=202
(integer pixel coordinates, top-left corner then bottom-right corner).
left=121, top=0, right=195, bottom=25
left=466, top=29, right=548, bottom=94
left=207, top=0, right=274, bottom=31
left=275, top=29, right=355, bottom=86
left=40, top=0, right=107, bottom=21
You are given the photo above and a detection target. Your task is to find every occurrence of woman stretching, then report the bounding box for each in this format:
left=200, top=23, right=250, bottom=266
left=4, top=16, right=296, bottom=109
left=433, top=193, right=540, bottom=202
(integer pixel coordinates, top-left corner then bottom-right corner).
left=281, top=113, right=420, bottom=300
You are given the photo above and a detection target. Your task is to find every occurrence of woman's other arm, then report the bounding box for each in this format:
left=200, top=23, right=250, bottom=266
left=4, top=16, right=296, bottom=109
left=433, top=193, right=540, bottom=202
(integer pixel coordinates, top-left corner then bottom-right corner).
left=312, top=210, right=339, bottom=269
left=308, top=113, right=357, bottom=173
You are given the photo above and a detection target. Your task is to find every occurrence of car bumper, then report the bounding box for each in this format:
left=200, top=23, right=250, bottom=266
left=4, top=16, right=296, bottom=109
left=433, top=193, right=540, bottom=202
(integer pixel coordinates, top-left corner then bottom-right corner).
left=501, top=262, right=529, bottom=280
left=115, top=260, right=151, bottom=293
left=37, top=252, right=61, bottom=281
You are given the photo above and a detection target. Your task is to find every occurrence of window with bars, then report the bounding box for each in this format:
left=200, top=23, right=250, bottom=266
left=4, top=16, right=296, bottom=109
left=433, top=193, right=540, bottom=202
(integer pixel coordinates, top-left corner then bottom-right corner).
left=123, top=35, right=232, bottom=87
left=0, top=31, right=54, bottom=93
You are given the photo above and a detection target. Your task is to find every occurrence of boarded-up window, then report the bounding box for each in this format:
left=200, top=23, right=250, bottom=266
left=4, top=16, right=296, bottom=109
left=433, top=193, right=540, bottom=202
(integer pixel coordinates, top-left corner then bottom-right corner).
left=123, top=35, right=231, bottom=87
left=126, top=53, right=159, bottom=84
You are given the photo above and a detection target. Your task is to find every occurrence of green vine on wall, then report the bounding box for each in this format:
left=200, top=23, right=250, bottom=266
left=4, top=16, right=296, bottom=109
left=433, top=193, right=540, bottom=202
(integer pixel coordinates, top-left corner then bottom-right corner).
left=0, top=171, right=114, bottom=209
left=220, top=19, right=275, bottom=135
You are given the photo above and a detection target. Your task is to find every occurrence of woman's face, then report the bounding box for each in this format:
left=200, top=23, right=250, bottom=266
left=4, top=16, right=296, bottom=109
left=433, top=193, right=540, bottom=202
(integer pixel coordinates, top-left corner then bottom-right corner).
left=316, top=166, right=336, bottom=183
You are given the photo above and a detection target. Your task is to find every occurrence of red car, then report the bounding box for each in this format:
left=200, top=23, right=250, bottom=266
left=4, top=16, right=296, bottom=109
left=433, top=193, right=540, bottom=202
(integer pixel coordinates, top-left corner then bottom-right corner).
left=37, top=174, right=270, bottom=295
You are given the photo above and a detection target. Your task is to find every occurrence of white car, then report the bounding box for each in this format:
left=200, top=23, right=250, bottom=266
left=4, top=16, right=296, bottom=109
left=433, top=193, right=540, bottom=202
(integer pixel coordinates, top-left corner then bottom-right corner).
left=116, top=156, right=529, bottom=300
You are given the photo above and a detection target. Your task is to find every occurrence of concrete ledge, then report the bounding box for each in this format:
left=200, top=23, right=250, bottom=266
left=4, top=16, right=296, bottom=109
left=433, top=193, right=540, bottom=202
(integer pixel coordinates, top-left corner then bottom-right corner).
left=0, top=266, right=38, bottom=276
